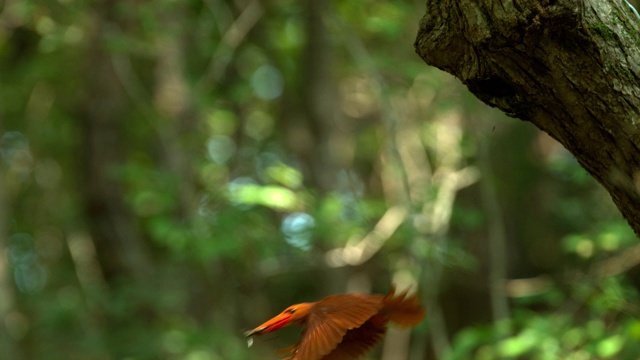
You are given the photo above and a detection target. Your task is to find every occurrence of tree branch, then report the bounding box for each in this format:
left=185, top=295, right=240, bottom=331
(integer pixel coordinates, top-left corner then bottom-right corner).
left=415, top=0, right=640, bottom=236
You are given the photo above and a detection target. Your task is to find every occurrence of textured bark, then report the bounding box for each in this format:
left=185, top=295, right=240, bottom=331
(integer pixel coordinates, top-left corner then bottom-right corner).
left=415, top=0, right=640, bottom=236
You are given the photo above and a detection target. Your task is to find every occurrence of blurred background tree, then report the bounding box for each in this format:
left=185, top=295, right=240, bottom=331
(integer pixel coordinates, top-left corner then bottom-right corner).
left=1, top=0, right=639, bottom=359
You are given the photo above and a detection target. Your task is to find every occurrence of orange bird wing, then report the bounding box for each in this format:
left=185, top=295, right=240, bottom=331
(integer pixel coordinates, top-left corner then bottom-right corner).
left=322, top=289, right=426, bottom=359
left=285, top=293, right=384, bottom=360
left=381, top=287, right=426, bottom=327
left=320, top=314, right=388, bottom=360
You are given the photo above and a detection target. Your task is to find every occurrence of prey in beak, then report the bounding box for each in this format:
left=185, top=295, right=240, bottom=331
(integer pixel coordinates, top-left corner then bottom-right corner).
left=244, top=326, right=269, bottom=348
left=243, top=327, right=266, bottom=337
left=244, top=303, right=307, bottom=347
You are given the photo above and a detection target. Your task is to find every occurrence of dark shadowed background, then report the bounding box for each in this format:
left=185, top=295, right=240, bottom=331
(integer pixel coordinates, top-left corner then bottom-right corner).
left=1, top=0, right=639, bottom=359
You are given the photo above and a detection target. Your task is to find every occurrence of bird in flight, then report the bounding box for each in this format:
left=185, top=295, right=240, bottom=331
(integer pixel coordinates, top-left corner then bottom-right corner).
left=244, top=286, right=426, bottom=359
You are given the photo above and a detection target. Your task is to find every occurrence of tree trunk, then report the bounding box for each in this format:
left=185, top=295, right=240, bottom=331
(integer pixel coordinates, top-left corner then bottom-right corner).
left=414, top=0, right=640, bottom=237
left=296, top=0, right=349, bottom=191
left=0, top=158, right=22, bottom=359
left=81, top=0, right=152, bottom=282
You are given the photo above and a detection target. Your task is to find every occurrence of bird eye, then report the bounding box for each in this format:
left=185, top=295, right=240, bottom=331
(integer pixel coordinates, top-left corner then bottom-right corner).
left=287, top=308, right=296, bottom=314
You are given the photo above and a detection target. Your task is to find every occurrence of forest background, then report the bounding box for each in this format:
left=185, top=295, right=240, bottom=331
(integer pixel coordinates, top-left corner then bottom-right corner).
left=1, top=0, right=640, bottom=359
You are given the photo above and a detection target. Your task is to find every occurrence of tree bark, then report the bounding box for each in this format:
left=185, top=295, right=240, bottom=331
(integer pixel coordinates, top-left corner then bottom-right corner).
left=414, top=0, right=640, bottom=236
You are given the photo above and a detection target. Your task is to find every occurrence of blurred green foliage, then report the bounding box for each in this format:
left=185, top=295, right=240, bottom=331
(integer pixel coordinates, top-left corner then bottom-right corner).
left=1, top=0, right=639, bottom=359
left=448, top=274, right=640, bottom=360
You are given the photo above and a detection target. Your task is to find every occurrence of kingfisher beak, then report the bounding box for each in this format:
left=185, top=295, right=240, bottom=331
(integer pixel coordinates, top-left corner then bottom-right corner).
left=244, top=327, right=266, bottom=337
left=244, top=311, right=294, bottom=337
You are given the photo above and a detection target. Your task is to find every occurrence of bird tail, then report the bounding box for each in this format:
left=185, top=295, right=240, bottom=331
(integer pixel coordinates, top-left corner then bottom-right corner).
left=382, top=286, right=426, bottom=327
